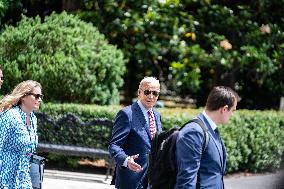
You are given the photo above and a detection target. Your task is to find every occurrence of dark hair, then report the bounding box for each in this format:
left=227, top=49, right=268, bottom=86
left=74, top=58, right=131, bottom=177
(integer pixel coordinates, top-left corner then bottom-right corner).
left=205, top=86, right=240, bottom=111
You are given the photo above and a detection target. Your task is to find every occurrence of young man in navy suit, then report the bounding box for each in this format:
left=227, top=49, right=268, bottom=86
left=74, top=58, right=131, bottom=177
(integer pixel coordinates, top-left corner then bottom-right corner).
left=109, top=77, right=162, bottom=189
left=175, top=86, right=240, bottom=189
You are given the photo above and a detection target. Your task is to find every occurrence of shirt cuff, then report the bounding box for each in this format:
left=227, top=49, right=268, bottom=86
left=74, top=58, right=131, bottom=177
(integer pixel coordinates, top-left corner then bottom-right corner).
left=123, top=156, right=130, bottom=167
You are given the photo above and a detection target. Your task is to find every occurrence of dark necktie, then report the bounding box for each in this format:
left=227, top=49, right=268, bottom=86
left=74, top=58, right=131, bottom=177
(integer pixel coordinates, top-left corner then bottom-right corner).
left=215, top=128, right=220, bottom=137
left=215, top=127, right=225, bottom=168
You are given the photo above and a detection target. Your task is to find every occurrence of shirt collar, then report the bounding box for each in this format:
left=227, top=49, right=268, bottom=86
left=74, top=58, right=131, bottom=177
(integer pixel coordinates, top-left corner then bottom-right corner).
left=137, top=100, right=153, bottom=124
left=16, top=106, right=28, bottom=122
left=137, top=100, right=152, bottom=113
left=15, top=106, right=35, bottom=126
left=202, top=110, right=217, bottom=131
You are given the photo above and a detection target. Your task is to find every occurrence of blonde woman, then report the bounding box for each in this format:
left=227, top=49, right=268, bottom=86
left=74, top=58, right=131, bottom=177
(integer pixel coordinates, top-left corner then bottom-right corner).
left=0, top=80, right=43, bottom=188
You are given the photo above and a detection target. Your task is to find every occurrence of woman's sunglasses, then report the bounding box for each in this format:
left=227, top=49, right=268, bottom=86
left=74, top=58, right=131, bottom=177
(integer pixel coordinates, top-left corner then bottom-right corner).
left=26, top=93, right=44, bottom=100
left=143, top=89, right=160, bottom=97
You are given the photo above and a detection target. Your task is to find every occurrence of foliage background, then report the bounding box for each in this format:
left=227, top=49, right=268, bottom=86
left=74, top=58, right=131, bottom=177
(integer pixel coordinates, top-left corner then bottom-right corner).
left=0, top=11, right=126, bottom=104
left=0, top=0, right=284, bottom=109
left=74, top=0, right=284, bottom=109
left=1, top=0, right=283, bottom=109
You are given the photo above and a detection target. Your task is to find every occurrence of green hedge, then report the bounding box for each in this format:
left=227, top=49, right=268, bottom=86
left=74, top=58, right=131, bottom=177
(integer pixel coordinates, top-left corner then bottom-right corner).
left=39, top=102, right=119, bottom=121
left=222, top=111, right=284, bottom=172
left=37, top=103, right=284, bottom=173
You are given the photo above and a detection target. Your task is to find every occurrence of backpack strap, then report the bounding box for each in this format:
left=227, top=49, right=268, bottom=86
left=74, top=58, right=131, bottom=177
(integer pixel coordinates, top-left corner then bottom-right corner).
left=180, top=118, right=209, bottom=152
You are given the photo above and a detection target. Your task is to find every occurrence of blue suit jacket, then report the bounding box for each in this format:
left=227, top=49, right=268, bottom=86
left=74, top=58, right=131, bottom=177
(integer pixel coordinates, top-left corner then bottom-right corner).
left=175, top=113, right=227, bottom=189
left=109, top=102, right=162, bottom=189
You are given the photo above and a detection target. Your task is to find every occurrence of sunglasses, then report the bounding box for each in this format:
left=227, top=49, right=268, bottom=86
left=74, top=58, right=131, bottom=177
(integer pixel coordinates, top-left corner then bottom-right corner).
left=143, top=89, right=160, bottom=97
left=26, top=93, right=44, bottom=100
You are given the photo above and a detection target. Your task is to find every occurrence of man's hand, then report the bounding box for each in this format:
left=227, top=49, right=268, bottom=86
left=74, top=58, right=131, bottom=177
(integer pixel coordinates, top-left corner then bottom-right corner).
left=127, top=154, right=143, bottom=172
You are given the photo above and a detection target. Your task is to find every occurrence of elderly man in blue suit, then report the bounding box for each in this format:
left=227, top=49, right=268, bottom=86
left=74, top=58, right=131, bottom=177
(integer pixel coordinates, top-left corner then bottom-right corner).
left=109, top=76, right=162, bottom=189
left=175, top=86, right=240, bottom=189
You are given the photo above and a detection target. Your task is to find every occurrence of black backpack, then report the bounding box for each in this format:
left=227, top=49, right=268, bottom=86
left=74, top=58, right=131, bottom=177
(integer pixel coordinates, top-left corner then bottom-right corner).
left=148, top=118, right=209, bottom=189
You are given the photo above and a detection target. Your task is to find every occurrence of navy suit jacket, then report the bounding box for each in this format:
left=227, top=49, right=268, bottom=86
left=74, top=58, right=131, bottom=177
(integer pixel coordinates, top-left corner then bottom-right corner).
left=109, top=101, right=162, bottom=189
left=175, top=113, right=227, bottom=189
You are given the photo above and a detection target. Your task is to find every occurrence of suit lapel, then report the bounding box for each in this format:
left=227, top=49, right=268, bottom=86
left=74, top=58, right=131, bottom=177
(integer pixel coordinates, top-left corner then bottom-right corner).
left=208, top=130, right=224, bottom=168
left=199, top=114, right=225, bottom=170
left=220, top=138, right=227, bottom=172
left=153, top=110, right=162, bottom=132
left=133, top=102, right=152, bottom=142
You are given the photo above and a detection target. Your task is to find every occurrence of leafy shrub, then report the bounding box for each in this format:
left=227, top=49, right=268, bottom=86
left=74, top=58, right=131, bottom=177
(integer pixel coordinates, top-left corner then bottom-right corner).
left=222, top=111, right=284, bottom=172
left=37, top=103, right=284, bottom=173
left=0, top=12, right=126, bottom=104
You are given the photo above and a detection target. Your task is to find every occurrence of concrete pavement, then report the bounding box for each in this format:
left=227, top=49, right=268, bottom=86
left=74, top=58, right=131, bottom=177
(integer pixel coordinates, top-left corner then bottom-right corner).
left=224, top=171, right=283, bottom=189
left=43, top=170, right=114, bottom=189
left=42, top=169, right=283, bottom=189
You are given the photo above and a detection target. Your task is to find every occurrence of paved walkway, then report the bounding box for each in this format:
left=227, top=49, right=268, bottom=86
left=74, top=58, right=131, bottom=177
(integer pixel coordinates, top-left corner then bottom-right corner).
left=43, top=170, right=114, bottom=189
left=224, top=171, right=283, bottom=189
left=43, top=169, right=283, bottom=189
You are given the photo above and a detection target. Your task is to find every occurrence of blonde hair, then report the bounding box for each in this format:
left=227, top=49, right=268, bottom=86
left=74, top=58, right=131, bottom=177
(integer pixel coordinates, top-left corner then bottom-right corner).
left=0, top=80, right=42, bottom=111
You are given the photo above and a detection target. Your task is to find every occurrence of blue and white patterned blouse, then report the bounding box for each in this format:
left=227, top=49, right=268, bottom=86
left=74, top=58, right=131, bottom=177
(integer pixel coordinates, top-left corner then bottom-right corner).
left=0, top=106, right=38, bottom=189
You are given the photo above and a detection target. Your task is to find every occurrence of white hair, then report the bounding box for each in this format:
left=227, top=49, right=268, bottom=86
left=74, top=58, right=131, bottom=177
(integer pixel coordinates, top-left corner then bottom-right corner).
left=138, top=77, right=160, bottom=90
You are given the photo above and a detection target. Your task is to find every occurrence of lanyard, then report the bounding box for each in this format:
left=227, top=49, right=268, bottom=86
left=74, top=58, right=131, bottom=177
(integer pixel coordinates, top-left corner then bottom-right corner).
left=23, top=112, right=36, bottom=156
